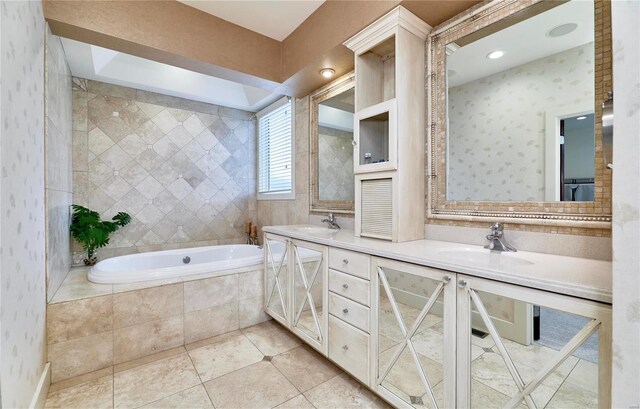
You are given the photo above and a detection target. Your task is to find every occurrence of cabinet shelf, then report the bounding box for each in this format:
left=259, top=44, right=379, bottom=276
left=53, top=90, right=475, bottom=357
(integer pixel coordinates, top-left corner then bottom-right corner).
left=354, top=99, right=397, bottom=174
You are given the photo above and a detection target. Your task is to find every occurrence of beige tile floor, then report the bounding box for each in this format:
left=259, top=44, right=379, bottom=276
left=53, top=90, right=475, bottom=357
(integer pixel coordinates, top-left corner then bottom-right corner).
left=44, top=320, right=390, bottom=409
left=45, top=299, right=599, bottom=409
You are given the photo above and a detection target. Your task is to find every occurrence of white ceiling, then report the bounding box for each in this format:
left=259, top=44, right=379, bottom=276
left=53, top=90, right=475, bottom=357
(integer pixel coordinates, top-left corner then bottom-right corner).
left=177, top=0, right=325, bottom=41
left=447, top=0, right=594, bottom=87
left=61, top=37, right=283, bottom=112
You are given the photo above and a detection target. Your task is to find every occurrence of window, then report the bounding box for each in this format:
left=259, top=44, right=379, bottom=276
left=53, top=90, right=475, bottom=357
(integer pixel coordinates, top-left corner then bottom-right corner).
left=257, top=97, right=295, bottom=200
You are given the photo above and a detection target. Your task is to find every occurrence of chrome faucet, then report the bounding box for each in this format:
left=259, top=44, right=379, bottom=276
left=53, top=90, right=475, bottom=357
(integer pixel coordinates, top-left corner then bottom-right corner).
left=321, top=213, right=341, bottom=230
left=485, top=222, right=517, bottom=252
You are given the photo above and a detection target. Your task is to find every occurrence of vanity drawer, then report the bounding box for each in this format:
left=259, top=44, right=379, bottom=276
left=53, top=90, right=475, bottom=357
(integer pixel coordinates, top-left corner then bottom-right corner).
left=329, top=248, right=370, bottom=279
left=328, top=315, right=370, bottom=384
left=329, top=269, right=370, bottom=306
left=329, top=292, right=370, bottom=333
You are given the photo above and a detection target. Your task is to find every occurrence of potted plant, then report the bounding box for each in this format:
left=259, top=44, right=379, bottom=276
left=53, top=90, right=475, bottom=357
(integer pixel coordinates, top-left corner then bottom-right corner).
left=70, top=204, right=131, bottom=266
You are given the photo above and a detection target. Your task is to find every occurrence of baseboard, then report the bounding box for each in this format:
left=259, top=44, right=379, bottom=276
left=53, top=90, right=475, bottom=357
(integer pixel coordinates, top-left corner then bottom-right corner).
left=29, top=362, right=50, bottom=409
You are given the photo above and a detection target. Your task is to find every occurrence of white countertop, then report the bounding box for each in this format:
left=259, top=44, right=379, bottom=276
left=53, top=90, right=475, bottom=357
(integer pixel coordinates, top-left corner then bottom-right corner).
left=263, top=225, right=612, bottom=304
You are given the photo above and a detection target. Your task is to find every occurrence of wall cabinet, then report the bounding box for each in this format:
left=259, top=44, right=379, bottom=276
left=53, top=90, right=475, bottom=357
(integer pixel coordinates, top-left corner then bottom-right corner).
left=345, top=6, right=431, bottom=243
left=264, top=235, right=612, bottom=408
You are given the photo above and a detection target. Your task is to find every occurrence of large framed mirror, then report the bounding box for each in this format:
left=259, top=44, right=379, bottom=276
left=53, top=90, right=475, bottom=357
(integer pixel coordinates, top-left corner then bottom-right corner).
left=310, top=72, right=356, bottom=214
left=427, top=0, right=611, bottom=228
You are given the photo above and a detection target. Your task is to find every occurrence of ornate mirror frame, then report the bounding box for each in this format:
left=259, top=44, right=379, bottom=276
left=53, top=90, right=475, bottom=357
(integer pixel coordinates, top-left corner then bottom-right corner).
left=310, top=71, right=356, bottom=214
left=426, top=0, right=612, bottom=229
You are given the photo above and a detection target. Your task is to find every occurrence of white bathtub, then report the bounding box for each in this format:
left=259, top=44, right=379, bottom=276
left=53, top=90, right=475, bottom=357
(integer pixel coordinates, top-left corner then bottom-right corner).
left=88, top=245, right=265, bottom=284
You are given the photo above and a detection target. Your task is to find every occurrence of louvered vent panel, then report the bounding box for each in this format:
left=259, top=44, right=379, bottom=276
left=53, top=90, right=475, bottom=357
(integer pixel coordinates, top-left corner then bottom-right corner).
left=360, top=178, right=393, bottom=240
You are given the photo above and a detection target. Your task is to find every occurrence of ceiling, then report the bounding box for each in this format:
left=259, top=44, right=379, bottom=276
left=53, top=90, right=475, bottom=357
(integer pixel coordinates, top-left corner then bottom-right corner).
left=177, top=0, right=325, bottom=41
left=61, top=37, right=283, bottom=112
left=447, top=0, right=594, bottom=87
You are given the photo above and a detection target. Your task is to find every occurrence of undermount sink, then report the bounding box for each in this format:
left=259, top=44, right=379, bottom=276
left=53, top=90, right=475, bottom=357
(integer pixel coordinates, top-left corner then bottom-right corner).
left=289, top=226, right=339, bottom=235
left=436, top=248, right=534, bottom=267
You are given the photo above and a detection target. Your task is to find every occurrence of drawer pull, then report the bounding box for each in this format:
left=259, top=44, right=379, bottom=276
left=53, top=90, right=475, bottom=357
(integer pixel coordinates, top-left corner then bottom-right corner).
left=342, top=258, right=349, bottom=264
left=342, top=345, right=349, bottom=351
left=342, top=308, right=349, bottom=314
left=342, top=283, right=349, bottom=289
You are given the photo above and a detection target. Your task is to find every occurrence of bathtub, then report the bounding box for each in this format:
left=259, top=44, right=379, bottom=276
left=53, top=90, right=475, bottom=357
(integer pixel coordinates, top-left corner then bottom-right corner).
left=88, top=245, right=265, bottom=284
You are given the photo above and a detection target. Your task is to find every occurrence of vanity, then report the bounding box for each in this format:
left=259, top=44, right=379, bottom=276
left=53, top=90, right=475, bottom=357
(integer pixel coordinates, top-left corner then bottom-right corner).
left=264, top=0, right=613, bottom=407
left=262, top=226, right=611, bottom=408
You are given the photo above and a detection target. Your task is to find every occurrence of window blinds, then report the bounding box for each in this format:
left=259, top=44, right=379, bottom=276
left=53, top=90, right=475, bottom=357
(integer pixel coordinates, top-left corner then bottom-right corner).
left=257, top=98, right=293, bottom=194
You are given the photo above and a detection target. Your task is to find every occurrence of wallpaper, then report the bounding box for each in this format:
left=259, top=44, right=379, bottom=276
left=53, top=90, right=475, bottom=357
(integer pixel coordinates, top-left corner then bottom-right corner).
left=45, top=28, right=73, bottom=301
left=447, top=43, right=594, bottom=201
left=611, top=1, right=640, bottom=407
left=0, top=1, right=47, bottom=407
left=72, top=79, right=257, bottom=261
left=318, top=126, right=354, bottom=201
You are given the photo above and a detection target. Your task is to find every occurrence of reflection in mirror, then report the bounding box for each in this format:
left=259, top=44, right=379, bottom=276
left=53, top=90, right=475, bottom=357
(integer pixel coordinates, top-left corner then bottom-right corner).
left=445, top=0, right=595, bottom=202
left=318, top=88, right=355, bottom=201
left=293, top=244, right=324, bottom=344
left=469, top=290, right=600, bottom=408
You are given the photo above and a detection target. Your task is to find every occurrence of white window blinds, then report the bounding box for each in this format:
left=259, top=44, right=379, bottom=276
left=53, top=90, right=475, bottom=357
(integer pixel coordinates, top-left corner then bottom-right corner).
left=257, top=97, right=294, bottom=197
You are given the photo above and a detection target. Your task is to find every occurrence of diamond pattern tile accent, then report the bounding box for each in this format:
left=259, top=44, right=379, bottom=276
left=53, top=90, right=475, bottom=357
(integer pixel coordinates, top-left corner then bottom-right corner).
left=119, top=161, right=151, bottom=187
left=167, top=178, right=193, bottom=201
left=183, top=114, right=206, bottom=136
left=167, top=125, right=194, bottom=148
left=195, top=128, right=218, bottom=151
left=182, top=190, right=206, bottom=213
left=152, top=189, right=180, bottom=214
left=100, top=144, right=133, bottom=170
left=88, top=127, right=115, bottom=156
left=74, top=80, right=257, bottom=253
left=151, top=109, right=179, bottom=134
left=182, top=139, right=207, bottom=163
left=152, top=161, right=180, bottom=188
left=136, top=204, right=165, bottom=228
left=153, top=136, right=180, bottom=160
left=118, top=133, right=147, bottom=157
left=152, top=218, right=179, bottom=241
left=195, top=179, right=219, bottom=200
left=136, top=176, right=165, bottom=200
left=101, top=176, right=132, bottom=201
left=136, top=148, right=165, bottom=171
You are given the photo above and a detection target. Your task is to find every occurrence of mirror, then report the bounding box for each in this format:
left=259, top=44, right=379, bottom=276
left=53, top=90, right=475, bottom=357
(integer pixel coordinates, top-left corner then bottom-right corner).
left=428, top=0, right=611, bottom=226
left=311, top=72, right=356, bottom=214
left=446, top=0, right=594, bottom=202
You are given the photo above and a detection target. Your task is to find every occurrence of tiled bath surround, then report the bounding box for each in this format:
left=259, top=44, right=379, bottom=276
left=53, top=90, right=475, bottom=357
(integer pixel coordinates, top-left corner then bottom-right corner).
left=45, top=28, right=73, bottom=300
left=47, top=266, right=268, bottom=383
left=318, top=126, right=354, bottom=201
left=72, top=79, right=257, bottom=261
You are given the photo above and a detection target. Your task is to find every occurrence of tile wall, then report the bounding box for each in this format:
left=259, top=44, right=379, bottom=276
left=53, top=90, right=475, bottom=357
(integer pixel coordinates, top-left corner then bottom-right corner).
left=45, top=27, right=73, bottom=300
left=72, top=79, right=257, bottom=261
left=257, top=97, right=312, bottom=229
left=47, top=267, right=268, bottom=383
left=318, top=126, right=354, bottom=201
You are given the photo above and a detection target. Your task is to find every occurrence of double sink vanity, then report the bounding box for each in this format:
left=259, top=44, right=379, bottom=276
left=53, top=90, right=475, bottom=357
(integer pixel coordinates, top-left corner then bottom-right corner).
left=264, top=0, right=613, bottom=407
left=262, top=225, right=611, bottom=409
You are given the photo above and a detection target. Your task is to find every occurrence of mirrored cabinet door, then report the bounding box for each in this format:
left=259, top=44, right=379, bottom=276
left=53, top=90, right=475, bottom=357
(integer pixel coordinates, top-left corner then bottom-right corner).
left=264, top=234, right=290, bottom=326
left=456, top=275, right=611, bottom=409
left=373, top=258, right=456, bottom=409
left=291, top=239, right=328, bottom=352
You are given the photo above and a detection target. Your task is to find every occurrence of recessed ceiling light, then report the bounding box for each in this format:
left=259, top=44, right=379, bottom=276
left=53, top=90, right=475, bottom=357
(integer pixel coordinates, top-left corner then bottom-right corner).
left=576, top=116, right=587, bottom=120
left=320, top=68, right=335, bottom=78
left=487, top=51, right=504, bottom=60
left=547, top=23, right=578, bottom=38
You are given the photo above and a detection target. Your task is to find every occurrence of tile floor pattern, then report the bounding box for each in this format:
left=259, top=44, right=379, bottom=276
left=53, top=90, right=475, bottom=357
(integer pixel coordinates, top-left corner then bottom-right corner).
left=44, top=320, right=391, bottom=409
left=45, top=301, right=599, bottom=409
